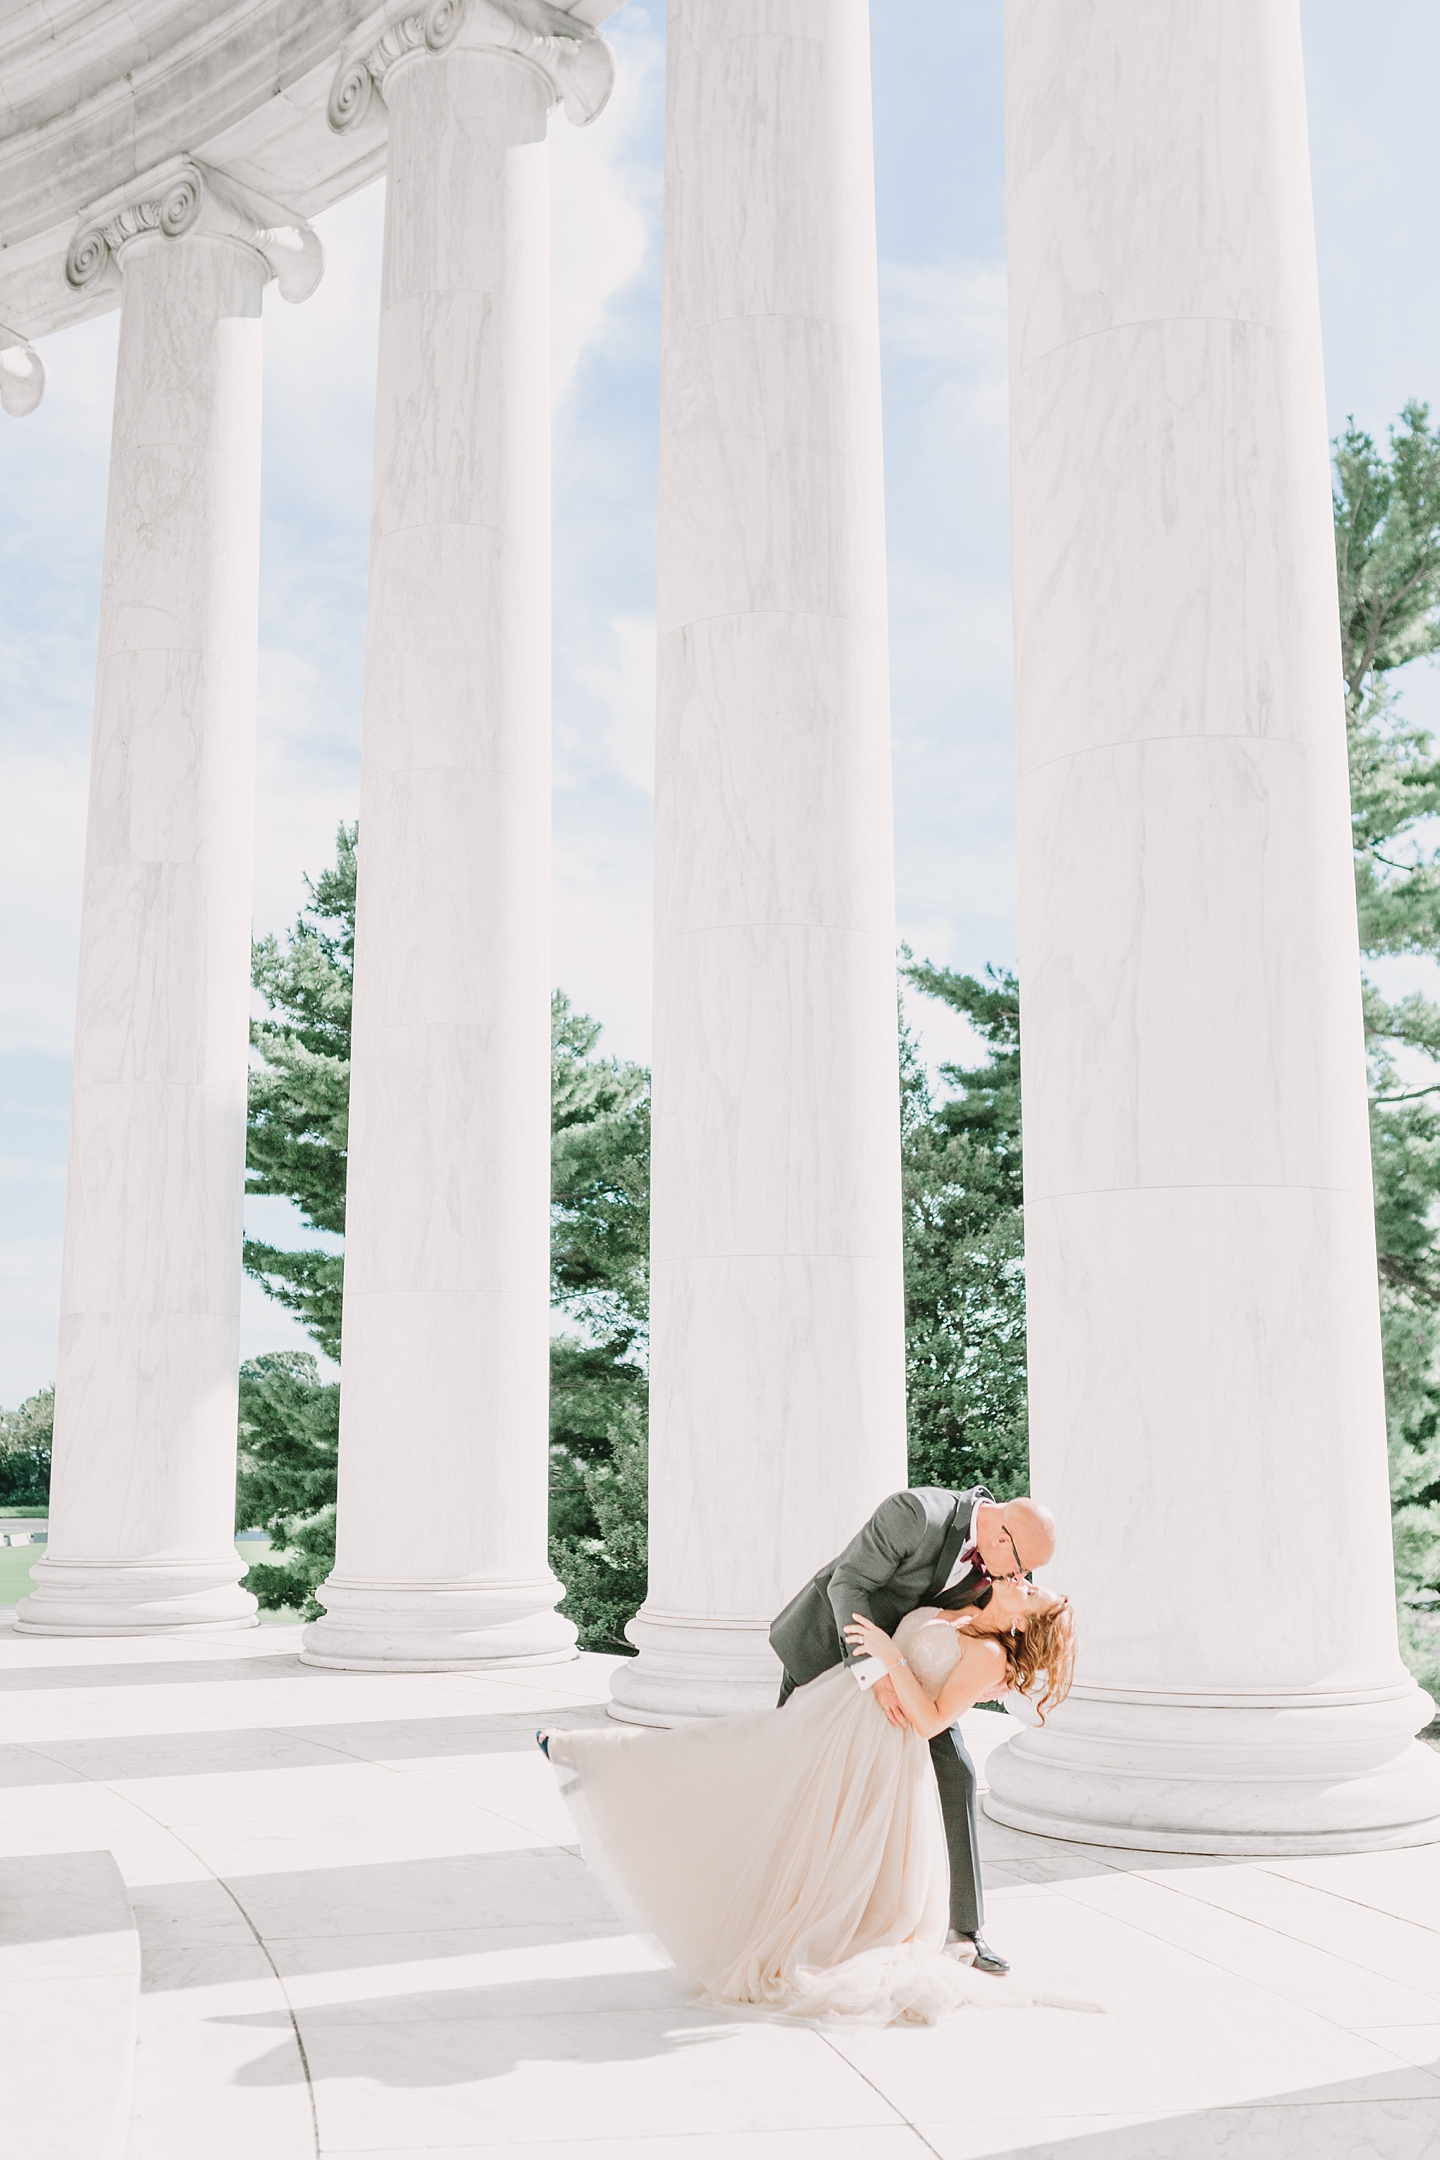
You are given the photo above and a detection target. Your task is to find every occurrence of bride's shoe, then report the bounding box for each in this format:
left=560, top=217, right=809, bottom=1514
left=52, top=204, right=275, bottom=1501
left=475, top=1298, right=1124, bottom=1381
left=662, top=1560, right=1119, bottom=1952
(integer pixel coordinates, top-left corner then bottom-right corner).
left=535, top=1730, right=551, bottom=1758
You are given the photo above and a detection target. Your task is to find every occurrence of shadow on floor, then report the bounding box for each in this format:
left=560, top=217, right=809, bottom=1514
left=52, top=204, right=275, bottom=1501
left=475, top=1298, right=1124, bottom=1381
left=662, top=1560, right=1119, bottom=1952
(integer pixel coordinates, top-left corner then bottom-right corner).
left=978, top=1815, right=1247, bottom=1885
left=0, top=1650, right=316, bottom=1693
left=0, top=1850, right=135, bottom=1946
left=218, top=1976, right=742, bottom=2089
left=982, top=2058, right=1440, bottom=2159
left=201, top=1847, right=618, bottom=1955
left=0, top=1702, right=616, bottom=1787
left=132, top=1874, right=651, bottom=2010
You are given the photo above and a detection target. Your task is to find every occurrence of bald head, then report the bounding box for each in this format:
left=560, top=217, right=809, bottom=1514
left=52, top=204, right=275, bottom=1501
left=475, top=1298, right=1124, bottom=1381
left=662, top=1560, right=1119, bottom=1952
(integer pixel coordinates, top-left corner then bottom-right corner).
left=1002, top=1498, right=1056, bottom=1573
left=974, top=1495, right=1057, bottom=1578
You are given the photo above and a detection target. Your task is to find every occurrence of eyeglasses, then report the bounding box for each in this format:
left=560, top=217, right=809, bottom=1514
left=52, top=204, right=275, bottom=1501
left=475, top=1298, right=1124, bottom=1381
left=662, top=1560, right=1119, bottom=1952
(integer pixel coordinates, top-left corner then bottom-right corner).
left=998, top=1524, right=1028, bottom=1579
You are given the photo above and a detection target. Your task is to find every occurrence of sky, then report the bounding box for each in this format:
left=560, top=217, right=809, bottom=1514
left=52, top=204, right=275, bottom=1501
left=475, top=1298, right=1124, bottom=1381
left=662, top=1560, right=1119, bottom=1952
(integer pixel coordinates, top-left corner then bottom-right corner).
left=3, top=0, right=1440, bottom=1404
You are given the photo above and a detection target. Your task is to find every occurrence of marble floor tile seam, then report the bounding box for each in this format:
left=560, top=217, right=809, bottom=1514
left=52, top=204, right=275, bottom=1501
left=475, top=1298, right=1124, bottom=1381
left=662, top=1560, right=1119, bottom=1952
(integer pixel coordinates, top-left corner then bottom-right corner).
left=1158, top=1856, right=1440, bottom=1988
left=910, top=2105, right=1440, bottom=2160
left=1258, top=1855, right=1440, bottom=1940
left=125, top=1816, right=323, bottom=2149
left=372, top=1762, right=578, bottom=1853
left=0, top=1679, right=616, bottom=1723
left=827, top=1891, right=1440, bottom=2112
left=1, top=1715, right=573, bottom=1783
left=5, top=1749, right=577, bottom=1858
left=249, top=1935, right=671, bottom=2006
left=910, top=2093, right=1440, bottom=2124
left=14, top=1757, right=563, bottom=1838
left=147, top=1823, right=571, bottom=1882
left=322, top=2132, right=938, bottom=2160
left=102, top=1756, right=562, bottom=1825
left=8, top=1731, right=423, bottom=1789
left=1040, top=1871, right=1440, bottom=2080
left=811, top=2024, right=937, bottom=2146
left=1039, top=1860, right=1440, bottom=2025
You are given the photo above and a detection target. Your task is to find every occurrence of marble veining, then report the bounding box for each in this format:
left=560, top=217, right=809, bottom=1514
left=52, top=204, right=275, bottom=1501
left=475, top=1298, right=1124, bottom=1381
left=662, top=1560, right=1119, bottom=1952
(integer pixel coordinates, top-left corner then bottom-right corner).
left=989, top=0, right=1440, bottom=1851
left=613, top=0, right=906, bottom=1724
left=303, top=16, right=598, bottom=1671
left=17, top=162, right=327, bottom=1638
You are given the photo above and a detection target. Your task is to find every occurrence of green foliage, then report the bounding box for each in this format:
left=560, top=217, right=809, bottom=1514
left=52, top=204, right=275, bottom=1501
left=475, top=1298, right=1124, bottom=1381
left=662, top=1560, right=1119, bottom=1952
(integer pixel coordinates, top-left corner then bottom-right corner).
left=0, top=1385, right=53, bottom=1511
left=1335, top=403, right=1440, bottom=705
left=549, top=990, right=650, bottom=1467
left=238, top=832, right=652, bottom=1641
left=549, top=1402, right=649, bottom=1653
left=546, top=992, right=650, bottom=1642
left=1333, top=404, right=1440, bottom=1693
left=244, top=823, right=354, bottom=1358
left=234, top=1353, right=339, bottom=1616
left=899, top=958, right=1028, bottom=1500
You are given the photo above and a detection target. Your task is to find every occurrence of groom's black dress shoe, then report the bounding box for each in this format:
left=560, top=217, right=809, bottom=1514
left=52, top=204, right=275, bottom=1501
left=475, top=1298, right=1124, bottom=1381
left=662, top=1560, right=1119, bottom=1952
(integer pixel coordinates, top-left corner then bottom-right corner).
left=953, top=1929, right=1010, bottom=1975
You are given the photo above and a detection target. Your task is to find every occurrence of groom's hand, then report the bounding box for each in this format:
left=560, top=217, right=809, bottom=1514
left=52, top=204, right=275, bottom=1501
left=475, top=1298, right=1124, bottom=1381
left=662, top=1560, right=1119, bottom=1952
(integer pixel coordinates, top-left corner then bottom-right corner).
left=871, top=1674, right=908, bottom=1729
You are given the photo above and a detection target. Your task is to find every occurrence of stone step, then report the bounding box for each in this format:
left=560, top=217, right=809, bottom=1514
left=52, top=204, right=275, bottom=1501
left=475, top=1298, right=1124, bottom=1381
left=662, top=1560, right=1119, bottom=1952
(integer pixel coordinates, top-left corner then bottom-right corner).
left=0, top=1851, right=140, bottom=2160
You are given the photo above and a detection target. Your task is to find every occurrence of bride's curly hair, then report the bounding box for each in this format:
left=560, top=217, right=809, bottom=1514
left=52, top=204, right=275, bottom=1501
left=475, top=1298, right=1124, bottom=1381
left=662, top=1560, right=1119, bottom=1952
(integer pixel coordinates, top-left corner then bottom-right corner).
left=1003, top=1592, right=1075, bottom=1722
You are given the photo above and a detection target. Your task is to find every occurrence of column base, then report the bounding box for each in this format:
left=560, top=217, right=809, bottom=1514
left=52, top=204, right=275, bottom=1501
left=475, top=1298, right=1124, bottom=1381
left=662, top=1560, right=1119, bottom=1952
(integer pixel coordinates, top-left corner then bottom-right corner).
left=300, top=1572, right=578, bottom=1671
left=14, top=1555, right=258, bottom=1635
left=983, top=1678, right=1440, bottom=1856
left=608, top=1606, right=783, bottom=1725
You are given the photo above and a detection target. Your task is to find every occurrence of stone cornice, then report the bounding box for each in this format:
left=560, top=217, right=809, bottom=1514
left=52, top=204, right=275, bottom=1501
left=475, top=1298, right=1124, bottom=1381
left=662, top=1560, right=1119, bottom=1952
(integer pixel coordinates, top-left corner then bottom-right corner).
left=64, top=157, right=326, bottom=301
left=328, top=0, right=614, bottom=135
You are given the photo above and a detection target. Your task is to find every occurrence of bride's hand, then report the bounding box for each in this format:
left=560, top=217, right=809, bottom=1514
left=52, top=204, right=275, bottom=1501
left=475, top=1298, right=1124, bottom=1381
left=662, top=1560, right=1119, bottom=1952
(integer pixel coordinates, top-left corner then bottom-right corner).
left=844, top=1614, right=896, bottom=1665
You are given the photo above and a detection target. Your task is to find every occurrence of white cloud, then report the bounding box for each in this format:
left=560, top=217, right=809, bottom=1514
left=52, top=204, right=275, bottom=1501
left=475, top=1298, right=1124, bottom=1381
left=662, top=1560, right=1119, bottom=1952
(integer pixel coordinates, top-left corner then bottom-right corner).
left=574, top=612, right=657, bottom=793
left=882, top=261, right=1007, bottom=376
left=0, top=746, right=88, bottom=1056
left=0, top=1235, right=62, bottom=1404
left=549, top=8, right=661, bottom=408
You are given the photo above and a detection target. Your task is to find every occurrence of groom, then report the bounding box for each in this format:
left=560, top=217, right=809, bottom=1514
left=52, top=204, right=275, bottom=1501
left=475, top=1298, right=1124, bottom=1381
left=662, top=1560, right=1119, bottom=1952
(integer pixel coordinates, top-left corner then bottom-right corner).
left=770, top=1485, right=1057, bottom=1977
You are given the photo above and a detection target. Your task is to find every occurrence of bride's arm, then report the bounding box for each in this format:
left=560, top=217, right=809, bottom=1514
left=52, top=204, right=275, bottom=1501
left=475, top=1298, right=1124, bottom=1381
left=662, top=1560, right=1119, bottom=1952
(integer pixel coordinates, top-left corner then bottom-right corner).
left=843, top=1615, right=1008, bottom=1740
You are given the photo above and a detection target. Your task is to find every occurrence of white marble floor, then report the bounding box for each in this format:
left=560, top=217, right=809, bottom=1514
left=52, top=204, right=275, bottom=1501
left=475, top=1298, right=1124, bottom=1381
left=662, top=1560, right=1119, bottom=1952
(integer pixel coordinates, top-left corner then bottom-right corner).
left=2, top=1621, right=1438, bottom=2159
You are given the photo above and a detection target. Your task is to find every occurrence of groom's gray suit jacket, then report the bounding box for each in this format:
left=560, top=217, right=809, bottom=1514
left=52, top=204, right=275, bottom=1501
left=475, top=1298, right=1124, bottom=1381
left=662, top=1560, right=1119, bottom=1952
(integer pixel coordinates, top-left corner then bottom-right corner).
left=769, top=1485, right=994, bottom=1687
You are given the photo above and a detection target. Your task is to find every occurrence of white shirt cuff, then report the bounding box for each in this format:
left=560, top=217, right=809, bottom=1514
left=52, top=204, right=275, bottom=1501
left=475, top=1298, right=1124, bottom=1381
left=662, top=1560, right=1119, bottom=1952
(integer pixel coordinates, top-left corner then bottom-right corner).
left=850, top=1656, right=886, bottom=1690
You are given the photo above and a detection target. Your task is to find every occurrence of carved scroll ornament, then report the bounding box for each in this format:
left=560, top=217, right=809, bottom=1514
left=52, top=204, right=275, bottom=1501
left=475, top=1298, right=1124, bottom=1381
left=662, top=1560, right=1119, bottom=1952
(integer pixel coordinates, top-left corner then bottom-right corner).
left=328, top=0, right=614, bottom=134
left=65, top=159, right=325, bottom=301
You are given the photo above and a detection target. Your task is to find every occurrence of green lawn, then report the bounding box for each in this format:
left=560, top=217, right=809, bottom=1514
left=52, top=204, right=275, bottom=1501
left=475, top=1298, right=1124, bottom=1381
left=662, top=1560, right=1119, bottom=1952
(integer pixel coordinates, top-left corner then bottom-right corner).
left=0, top=1536, right=303, bottom=1624
left=0, top=1543, right=42, bottom=1606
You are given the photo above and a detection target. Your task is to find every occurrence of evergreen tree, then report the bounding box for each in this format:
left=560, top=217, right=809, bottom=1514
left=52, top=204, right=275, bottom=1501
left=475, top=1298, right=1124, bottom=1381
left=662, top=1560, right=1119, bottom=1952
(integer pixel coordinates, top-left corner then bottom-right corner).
left=546, top=993, right=653, bottom=1650
left=899, top=958, right=1028, bottom=1499
left=234, top=1353, right=338, bottom=1617
left=549, top=993, right=650, bottom=1486
left=237, top=825, right=652, bottom=1635
left=1333, top=401, right=1440, bottom=1692
left=243, top=824, right=354, bottom=1358
left=0, top=1386, right=52, bottom=1511
left=547, top=1400, right=649, bottom=1655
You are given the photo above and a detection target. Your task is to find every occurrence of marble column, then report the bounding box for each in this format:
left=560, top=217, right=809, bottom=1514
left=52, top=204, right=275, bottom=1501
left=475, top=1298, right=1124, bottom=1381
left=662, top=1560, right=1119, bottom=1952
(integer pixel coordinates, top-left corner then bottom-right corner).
left=986, top=0, right=1440, bottom=1851
left=18, top=160, right=322, bottom=1635
left=302, top=2, right=614, bottom=1669
left=610, top=0, right=907, bottom=1725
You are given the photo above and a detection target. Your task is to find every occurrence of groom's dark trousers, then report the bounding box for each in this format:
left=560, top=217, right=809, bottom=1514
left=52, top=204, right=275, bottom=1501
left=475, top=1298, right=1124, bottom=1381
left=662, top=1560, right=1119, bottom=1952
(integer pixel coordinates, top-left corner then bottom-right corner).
left=769, top=1487, right=998, bottom=1942
left=775, top=1667, right=984, bottom=1937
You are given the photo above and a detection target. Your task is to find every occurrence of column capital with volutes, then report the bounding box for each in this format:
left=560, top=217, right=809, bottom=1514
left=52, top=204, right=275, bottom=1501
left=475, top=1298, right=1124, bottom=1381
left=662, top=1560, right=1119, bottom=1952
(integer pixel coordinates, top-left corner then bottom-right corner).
left=64, top=157, right=325, bottom=302
left=327, top=0, right=614, bottom=135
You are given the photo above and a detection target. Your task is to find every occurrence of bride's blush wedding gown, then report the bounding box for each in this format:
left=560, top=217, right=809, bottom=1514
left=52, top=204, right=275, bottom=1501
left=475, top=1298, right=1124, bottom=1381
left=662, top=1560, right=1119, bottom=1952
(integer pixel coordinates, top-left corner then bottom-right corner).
left=545, top=1608, right=1086, bottom=2025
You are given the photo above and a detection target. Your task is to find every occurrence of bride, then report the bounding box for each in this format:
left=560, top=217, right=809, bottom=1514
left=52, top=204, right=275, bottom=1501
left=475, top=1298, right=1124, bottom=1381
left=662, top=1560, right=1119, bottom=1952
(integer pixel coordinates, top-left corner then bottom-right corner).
left=538, top=1576, right=1077, bottom=2025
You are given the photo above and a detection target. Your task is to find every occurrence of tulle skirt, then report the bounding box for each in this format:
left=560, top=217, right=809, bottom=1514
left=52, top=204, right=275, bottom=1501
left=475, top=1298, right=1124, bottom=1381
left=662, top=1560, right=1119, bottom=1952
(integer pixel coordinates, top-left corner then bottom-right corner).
left=546, top=1665, right=1089, bottom=2025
